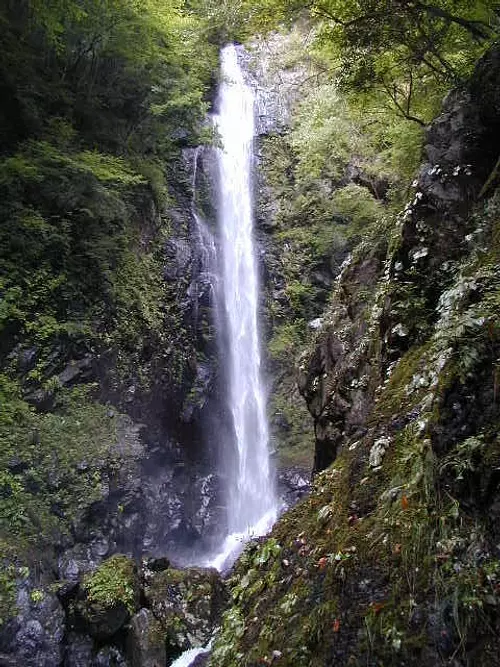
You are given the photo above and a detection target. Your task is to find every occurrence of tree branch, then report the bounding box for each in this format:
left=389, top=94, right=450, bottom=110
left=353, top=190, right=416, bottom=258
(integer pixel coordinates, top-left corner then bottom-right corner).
left=382, top=78, right=426, bottom=126
left=310, top=2, right=387, bottom=29
left=400, top=0, right=494, bottom=40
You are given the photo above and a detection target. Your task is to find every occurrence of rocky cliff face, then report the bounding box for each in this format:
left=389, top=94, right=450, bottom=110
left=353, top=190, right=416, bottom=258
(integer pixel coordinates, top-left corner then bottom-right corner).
left=209, top=46, right=500, bottom=667
left=0, top=148, right=229, bottom=667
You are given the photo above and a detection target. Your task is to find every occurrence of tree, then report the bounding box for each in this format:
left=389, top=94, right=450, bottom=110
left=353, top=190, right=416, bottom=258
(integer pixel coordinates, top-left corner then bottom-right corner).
left=238, top=0, right=500, bottom=124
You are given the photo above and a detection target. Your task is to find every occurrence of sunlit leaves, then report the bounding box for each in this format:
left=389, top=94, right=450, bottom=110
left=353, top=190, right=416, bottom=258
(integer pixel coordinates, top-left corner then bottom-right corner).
left=234, top=0, right=499, bottom=126
left=289, top=83, right=362, bottom=181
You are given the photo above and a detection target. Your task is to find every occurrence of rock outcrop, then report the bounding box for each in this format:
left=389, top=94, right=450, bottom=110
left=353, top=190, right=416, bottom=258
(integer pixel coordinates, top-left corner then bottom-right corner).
left=209, top=45, right=500, bottom=667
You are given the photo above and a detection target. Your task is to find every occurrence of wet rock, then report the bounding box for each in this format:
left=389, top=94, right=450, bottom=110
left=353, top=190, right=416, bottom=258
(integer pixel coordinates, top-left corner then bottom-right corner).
left=92, top=645, right=127, bottom=667
left=64, top=632, right=93, bottom=667
left=191, top=653, right=210, bottom=667
left=55, top=580, right=79, bottom=604
left=7, top=456, right=28, bottom=474
left=0, top=580, right=65, bottom=667
left=17, top=346, right=38, bottom=373
left=142, top=566, right=227, bottom=657
left=278, top=468, right=311, bottom=506
left=181, top=363, right=214, bottom=422
left=75, top=555, right=140, bottom=641
left=139, top=466, right=224, bottom=561
left=78, top=600, right=130, bottom=643
left=369, top=437, right=390, bottom=468
left=192, top=474, right=223, bottom=538
left=58, top=546, right=99, bottom=584
left=57, top=356, right=93, bottom=386
left=245, top=36, right=310, bottom=135
left=126, top=608, right=166, bottom=667
left=164, top=237, right=192, bottom=280
left=297, top=250, right=386, bottom=473
left=144, top=556, right=170, bottom=572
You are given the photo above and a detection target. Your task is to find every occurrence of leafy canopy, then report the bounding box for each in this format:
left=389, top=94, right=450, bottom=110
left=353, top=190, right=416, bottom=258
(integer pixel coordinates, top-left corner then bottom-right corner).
left=237, top=0, right=499, bottom=124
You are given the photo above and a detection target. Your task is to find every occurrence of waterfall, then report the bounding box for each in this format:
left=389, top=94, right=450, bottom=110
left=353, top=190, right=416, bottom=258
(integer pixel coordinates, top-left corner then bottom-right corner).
left=172, top=44, right=277, bottom=667
left=208, top=44, right=277, bottom=570
left=190, top=147, right=218, bottom=328
left=169, top=641, right=212, bottom=667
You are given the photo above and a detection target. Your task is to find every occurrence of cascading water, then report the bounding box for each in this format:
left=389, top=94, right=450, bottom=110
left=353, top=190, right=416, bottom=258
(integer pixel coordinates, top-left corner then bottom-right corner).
left=172, top=44, right=278, bottom=667
left=190, top=147, right=218, bottom=326
left=209, top=44, right=278, bottom=570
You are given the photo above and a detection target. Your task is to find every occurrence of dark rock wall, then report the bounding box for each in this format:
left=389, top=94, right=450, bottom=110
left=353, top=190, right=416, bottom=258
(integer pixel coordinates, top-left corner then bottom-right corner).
left=0, top=149, right=229, bottom=667
left=301, top=45, right=500, bottom=476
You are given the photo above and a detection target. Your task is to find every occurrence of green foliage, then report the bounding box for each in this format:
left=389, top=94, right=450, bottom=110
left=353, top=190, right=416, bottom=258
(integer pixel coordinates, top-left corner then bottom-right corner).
left=0, top=562, right=18, bottom=626
left=0, top=381, right=140, bottom=553
left=288, top=78, right=426, bottom=192
left=211, top=607, right=246, bottom=663
left=239, top=0, right=499, bottom=124
left=0, top=143, right=145, bottom=187
left=373, top=115, right=425, bottom=185
left=30, top=589, right=44, bottom=604
left=254, top=538, right=282, bottom=566
left=0, top=0, right=217, bottom=631
left=83, top=555, right=138, bottom=615
left=268, top=320, right=307, bottom=363
left=257, top=41, right=406, bottom=470
left=289, top=84, right=357, bottom=181
left=0, top=0, right=218, bottom=411
left=332, top=183, right=384, bottom=234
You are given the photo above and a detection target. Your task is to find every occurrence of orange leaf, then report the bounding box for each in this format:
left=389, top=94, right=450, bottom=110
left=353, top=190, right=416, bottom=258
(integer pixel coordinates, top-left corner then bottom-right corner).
left=317, top=557, right=328, bottom=570
left=401, top=494, right=409, bottom=510
left=393, top=543, right=402, bottom=555
left=370, top=601, right=385, bottom=615
left=333, top=618, right=341, bottom=633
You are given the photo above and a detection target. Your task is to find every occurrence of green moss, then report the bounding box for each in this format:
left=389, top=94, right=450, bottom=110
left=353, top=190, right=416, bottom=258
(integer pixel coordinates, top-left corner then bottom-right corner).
left=212, top=394, right=500, bottom=666
left=373, top=343, right=431, bottom=421
left=83, top=555, right=138, bottom=615
left=0, top=560, right=17, bottom=625
left=0, top=378, right=142, bottom=615
left=331, top=183, right=384, bottom=236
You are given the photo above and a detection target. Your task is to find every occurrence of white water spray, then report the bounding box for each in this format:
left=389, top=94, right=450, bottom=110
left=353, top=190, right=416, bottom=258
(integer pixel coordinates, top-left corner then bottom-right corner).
left=169, top=641, right=213, bottom=667
left=209, top=44, right=277, bottom=569
left=171, top=44, right=278, bottom=667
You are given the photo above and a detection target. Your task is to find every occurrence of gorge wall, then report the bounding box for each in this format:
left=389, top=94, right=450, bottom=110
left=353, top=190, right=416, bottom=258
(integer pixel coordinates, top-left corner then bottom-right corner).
left=1, top=4, right=500, bottom=666
left=210, top=44, right=500, bottom=667
left=0, top=3, right=231, bottom=663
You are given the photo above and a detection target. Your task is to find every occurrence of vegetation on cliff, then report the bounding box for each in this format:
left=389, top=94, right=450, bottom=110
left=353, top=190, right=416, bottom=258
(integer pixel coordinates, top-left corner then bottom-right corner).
left=1, top=0, right=500, bottom=664
left=211, top=4, right=500, bottom=663
left=0, top=0, right=218, bottom=623
left=251, top=0, right=499, bottom=469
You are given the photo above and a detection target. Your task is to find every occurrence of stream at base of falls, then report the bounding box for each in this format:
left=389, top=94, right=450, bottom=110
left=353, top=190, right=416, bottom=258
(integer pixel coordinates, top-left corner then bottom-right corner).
left=170, top=641, right=213, bottom=667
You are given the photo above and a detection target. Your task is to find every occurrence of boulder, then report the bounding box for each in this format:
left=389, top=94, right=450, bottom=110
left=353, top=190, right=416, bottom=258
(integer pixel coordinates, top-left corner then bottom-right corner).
left=92, top=645, right=127, bottom=666
left=0, top=580, right=65, bottom=667
left=141, top=566, right=227, bottom=659
left=75, top=555, right=140, bottom=641
left=64, top=632, right=94, bottom=667
left=126, top=608, right=166, bottom=667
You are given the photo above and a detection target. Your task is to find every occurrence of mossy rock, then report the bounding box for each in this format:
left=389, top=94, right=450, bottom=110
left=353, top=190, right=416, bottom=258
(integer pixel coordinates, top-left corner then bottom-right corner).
left=127, top=608, right=167, bottom=667
left=143, top=566, right=228, bottom=654
left=78, top=555, right=140, bottom=640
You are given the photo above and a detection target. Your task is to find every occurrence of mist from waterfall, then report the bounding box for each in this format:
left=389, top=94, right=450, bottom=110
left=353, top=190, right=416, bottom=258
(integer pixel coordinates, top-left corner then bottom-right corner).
left=208, top=44, right=277, bottom=570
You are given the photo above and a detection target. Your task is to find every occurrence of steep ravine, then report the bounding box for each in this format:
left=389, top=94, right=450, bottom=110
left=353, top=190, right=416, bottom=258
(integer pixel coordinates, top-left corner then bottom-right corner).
left=2, top=22, right=500, bottom=667
left=0, top=38, right=307, bottom=667
left=209, top=46, right=500, bottom=667
left=0, top=3, right=232, bottom=662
